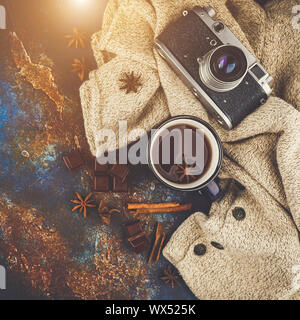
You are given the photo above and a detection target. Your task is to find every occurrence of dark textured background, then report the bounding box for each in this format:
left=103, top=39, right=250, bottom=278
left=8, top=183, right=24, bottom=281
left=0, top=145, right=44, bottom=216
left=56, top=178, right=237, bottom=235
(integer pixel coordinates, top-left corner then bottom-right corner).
left=0, top=0, right=210, bottom=300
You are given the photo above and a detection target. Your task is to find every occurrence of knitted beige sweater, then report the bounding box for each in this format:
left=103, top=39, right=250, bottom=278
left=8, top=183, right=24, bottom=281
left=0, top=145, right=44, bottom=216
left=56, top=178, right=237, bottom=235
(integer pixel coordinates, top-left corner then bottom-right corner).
left=80, top=0, right=300, bottom=300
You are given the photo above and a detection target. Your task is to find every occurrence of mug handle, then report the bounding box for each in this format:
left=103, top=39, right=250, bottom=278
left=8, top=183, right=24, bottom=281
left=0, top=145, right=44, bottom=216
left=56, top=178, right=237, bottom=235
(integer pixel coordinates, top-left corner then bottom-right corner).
left=198, top=179, right=223, bottom=202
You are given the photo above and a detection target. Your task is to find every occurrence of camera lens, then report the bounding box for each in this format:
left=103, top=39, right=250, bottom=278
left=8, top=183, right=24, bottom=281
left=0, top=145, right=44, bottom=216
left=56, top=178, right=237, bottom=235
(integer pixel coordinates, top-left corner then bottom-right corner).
left=198, top=45, right=248, bottom=92
left=217, top=56, right=236, bottom=74
left=210, top=46, right=247, bottom=83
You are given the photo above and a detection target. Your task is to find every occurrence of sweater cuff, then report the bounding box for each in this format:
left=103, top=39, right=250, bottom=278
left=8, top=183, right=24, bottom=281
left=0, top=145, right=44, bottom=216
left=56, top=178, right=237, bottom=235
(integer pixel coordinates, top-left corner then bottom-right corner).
left=163, top=212, right=207, bottom=266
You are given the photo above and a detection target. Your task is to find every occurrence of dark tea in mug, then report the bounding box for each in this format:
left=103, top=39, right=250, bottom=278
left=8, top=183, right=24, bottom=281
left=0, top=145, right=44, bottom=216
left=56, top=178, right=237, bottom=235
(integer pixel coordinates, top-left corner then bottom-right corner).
left=149, top=116, right=222, bottom=191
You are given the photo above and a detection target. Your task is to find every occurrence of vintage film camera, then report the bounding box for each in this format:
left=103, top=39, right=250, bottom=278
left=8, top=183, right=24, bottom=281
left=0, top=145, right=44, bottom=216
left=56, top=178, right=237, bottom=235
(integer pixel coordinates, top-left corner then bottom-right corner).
left=155, top=6, right=273, bottom=129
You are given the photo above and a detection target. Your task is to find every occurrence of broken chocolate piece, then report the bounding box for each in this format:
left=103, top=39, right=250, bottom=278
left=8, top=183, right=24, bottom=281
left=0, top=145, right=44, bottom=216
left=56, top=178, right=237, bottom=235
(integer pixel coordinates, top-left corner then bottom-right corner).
left=113, top=176, right=128, bottom=193
left=128, top=231, right=147, bottom=243
left=94, top=158, right=109, bottom=175
left=94, top=175, right=110, bottom=192
left=80, top=149, right=95, bottom=166
left=123, top=220, right=149, bottom=254
left=131, top=238, right=149, bottom=254
left=63, top=150, right=84, bottom=171
left=131, top=234, right=149, bottom=254
left=124, top=220, right=143, bottom=237
left=109, top=164, right=130, bottom=182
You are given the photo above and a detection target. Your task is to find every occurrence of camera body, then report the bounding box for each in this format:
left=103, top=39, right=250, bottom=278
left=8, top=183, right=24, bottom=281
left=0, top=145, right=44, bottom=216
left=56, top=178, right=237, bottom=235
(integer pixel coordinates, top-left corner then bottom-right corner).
left=155, top=6, right=273, bottom=129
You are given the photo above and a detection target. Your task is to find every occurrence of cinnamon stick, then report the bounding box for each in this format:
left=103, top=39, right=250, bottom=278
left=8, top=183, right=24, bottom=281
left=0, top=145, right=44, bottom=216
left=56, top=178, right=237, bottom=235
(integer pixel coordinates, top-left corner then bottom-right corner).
left=131, top=204, right=192, bottom=214
left=155, top=232, right=166, bottom=263
left=128, top=202, right=180, bottom=210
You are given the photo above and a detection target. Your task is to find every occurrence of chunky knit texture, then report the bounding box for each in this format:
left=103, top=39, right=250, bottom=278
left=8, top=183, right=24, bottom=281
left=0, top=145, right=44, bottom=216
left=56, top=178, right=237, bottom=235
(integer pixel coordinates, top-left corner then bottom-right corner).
left=80, top=0, right=300, bottom=299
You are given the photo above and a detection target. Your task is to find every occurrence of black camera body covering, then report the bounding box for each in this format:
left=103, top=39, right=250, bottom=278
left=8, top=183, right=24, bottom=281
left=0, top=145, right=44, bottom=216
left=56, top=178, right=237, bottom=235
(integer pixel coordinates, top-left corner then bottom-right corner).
left=155, top=6, right=273, bottom=129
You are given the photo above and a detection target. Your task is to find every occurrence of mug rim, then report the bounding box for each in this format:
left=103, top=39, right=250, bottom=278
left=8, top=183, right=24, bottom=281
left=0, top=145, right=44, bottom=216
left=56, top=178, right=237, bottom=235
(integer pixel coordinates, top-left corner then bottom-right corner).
left=148, top=115, right=223, bottom=192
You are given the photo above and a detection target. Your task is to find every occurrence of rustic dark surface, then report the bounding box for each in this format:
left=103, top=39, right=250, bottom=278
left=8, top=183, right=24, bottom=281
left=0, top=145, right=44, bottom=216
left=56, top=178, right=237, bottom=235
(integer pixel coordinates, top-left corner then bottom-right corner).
left=0, top=0, right=210, bottom=300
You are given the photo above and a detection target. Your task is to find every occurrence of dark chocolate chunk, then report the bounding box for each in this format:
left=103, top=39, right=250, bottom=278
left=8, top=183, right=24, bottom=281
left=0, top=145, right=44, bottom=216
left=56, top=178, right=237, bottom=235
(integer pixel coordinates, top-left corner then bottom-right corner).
left=80, top=148, right=95, bottom=165
left=63, top=150, right=84, bottom=171
left=94, top=175, right=110, bottom=192
left=113, top=176, right=128, bottom=193
left=124, top=221, right=143, bottom=237
left=123, top=221, right=149, bottom=254
left=109, top=164, right=130, bottom=182
left=131, top=237, right=149, bottom=254
left=94, top=158, right=109, bottom=175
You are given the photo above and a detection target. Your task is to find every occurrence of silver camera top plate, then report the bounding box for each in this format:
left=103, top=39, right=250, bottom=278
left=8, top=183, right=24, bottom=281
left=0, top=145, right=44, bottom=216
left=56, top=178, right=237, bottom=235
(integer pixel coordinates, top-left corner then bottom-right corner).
left=192, top=6, right=257, bottom=68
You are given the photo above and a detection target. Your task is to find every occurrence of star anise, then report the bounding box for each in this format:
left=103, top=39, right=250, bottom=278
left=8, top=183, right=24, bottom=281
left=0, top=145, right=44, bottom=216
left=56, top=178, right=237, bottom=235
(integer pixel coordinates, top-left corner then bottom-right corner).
left=161, top=266, right=181, bottom=288
left=65, top=28, right=89, bottom=49
left=72, top=57, right=87, bottom=81
left=176, top=160, right=198, bottom=184
left=71, top=192, right=96, bottom=219
left=119, top=72, right=142, bottom=94
left=98, top=200, right=120, bottom=225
